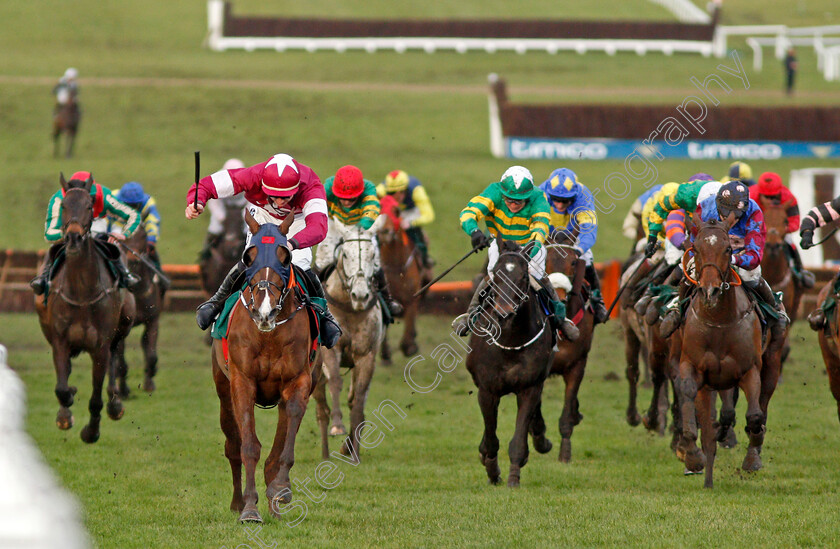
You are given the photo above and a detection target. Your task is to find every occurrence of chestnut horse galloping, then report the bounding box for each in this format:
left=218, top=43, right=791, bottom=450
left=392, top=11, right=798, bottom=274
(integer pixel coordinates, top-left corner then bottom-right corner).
left=211, top=212, right=317, bottom=523
left=35, top=174, right=135, bottom=443
left=760, top=202, right=800, bottom=364
left=676, top=216, right=783, bottom=488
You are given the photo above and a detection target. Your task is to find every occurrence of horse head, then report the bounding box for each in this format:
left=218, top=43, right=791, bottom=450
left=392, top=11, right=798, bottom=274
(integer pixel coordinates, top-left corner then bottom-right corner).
left=59, top=172, right=93, bottom=253
left=545, top=230, right=580, bottom=300
left=761, top=201, right=788, bottom=254
left=241, top=211, right=294, bottom=332
left=692, top=212, right=736, bottom=309
left=489, top=237, right=531, bottom=319
left=376, top=195, right=403, bottom=246
left=333, top=217, right=382, bottom=311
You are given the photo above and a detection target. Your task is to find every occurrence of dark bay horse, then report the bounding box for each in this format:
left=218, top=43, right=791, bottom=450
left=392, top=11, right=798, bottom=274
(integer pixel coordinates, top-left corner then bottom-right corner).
left=114, top=226, right=164, bottom=395
left=814, top=280, right=840, bottom=423
left=377, top=195, right=422, bottom=360
left=200, top=201, right=247, bottom=297
left=676, top=215, right=783, bottom=488
left=211, top=212, right=317, bottom=523
left=528, top=235, right=595, bottom=463
left=53, top=99, right=80, bottom=158
left=34, top=173, right=135, bottom=443
left=465, top=238, right=555, bottom=487
left=760, top=200, right=800, bottom=363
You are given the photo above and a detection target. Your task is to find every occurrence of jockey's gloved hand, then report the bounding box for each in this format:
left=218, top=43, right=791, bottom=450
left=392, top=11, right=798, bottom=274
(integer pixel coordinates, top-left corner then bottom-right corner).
left=288, top=238, right=299, bottom=251
left=800, top=230, right=814, bottom=250
left=644, top=235, right=658, bottom=258
left=730, top=255, right=738, bottom=265
left=470, top=230, right=490, bottom=250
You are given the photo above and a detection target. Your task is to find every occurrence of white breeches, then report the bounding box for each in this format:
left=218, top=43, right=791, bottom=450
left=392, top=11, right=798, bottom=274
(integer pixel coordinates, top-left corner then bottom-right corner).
left=487, top=239, right=547, bottom=280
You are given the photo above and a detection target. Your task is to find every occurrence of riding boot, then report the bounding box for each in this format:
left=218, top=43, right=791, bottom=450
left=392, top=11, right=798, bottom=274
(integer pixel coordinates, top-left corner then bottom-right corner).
left=406, top=227, right=435, bottom=268
left=808, top=307, right=827, bottom=331
left=659, top=279, right=692, bottom=338
left=375, top=268, right=404, bottom=318
left=536, top=276, right=580, bottom=342
left=749, top=277, right=790, bottom=331
left=195, top=261, right=246, bottom=330
left=30, top=244, right=63, bottom=296
left=302, top=269, right=342, bottom=349
left=584, top=264, right=609, bottom=324
left=788, top=242, right=815, bottom=288
left=452, top=277, right=491, bottom=337
left=110, top=257, right=141, bottom=293
left=633, top=261, right=666, bottom=315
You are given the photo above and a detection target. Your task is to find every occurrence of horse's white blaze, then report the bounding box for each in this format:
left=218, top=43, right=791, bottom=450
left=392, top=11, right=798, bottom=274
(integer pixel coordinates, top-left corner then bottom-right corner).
left=258, top=267, right=272, bottom=318
left=706, top=234, right=718, bottom=246
left=505, top=262, right=515, bottom=273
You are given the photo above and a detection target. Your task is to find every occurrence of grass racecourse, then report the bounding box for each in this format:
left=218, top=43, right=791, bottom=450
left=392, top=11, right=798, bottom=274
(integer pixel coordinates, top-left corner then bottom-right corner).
left=2, top=1, right=840, bottom=547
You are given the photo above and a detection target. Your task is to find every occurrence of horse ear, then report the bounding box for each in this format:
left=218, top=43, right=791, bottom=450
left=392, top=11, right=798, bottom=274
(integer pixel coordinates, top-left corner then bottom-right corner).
left=84, top=173, right=93, bottom=192
left=276, top=245, right=291, bottom=266
left=59, top=172, right=67, bottom=190
left=369, top=214, right=387, bottom=234
left=244, top=209, right=260, bottom=234
left=279, top=213, right=294, bottom=235
left=724, top=211, right=737, bottom=230
left=332, top=217, right=347, bottom=235
left=690, top=210, right=701, bottom=228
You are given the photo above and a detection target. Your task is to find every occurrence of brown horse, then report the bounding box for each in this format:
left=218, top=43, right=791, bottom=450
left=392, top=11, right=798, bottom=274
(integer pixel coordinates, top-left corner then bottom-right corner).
left=675, top=215, right=783, bottom=488
left=527, top=236, right=595, bottom=462
left=466, top=238, right=555, bottom=487
left=760, top=200, right=800, bottom=363
left=814, top=279, right=840, bottom=423
left=618, top=253, right=677, bottom=439
left=377, top=197, right=422, bottom=360
left=114, top=226, right=165, bottom=395
left=200, top=201, right=247, bottom=297
left=211, top=211, right=317, bottom=523
left=52, top=99, right=80, bottom=158
left=35, top=174, right=135, bottom=443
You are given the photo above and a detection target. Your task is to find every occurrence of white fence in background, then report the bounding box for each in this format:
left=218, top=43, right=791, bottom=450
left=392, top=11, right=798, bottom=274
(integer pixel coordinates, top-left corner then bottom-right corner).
left=205, top=0, right=714, bottom=56
left=648, top=0, right=712, bottom=24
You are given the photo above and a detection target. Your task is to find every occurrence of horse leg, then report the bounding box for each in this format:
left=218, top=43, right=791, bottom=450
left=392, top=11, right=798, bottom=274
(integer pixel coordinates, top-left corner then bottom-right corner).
left=644, top=352, right=668, bottom=435
left=717, top=388, right=738, bottom=449
left=268, top=375, right=312, bottom=517
left=822, top=339, right=840, bottom=424
left=106, top=337, right=125, bottom=421
left=213, top=362, right=243, bottom=513
left=528, top=397, right=553, bottom=454
left=669, top=378, right=683, bottom=454
left=558, top=360, right=586, bottom=463
left=52, top=126, right=60, bottom=158
left=380, top=331, right=392, bottom=366
left=80, top=346, right=110, bottom=443
left=624, top=326, right=643, bottom=427
left=697, top=388, right=716, bottom=488
left=230, top=373, right=262, bottom=523
left=759, top=336, right=784, bottom=420
left=142, top=318, right=160, bottom=393
left=508, top=384, right=544, bottom=487
left=341, top=354, right=375, bottom=460
left=312, top=371, right=330, bottom=461
left=477, top=388, right=501, bottom=485
left=676, top=361, right=703, bottom=473
left=66, top=130, right=75, bottom=158
left=322, top=350, right=346, bottom=436
left=399, top=301, right=419, bottom=357
left=740, top=367, right=766, bottom=472
left=52, top=341, right=76, bottom=430
left=114, top=337, right=130, bottom=399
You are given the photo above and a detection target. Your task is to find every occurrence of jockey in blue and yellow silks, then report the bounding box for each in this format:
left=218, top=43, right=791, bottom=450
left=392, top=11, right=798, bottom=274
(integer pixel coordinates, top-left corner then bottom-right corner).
left=112, top=182, right=164, bottom=273
left=452, top=165, right=580, bottom=341
left=376, top=170, right=436, bottom=269
left=539, top=168, right=608, bottom=324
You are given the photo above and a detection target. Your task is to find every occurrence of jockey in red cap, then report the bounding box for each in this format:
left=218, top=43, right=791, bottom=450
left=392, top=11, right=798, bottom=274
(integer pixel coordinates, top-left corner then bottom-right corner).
left=749, top=171, right=814, bottom=289
left=185, top=153, right=341, bottom=347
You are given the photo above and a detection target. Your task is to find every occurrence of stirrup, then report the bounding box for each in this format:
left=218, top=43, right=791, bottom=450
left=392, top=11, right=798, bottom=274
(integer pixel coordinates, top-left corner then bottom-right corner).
left=452, top=313, right=471, bottom=337
left=30, top=276, right=47, bottom=295
left=558, top=318, right=580, bottom=342
left=808, top=309, right=827, bottom=331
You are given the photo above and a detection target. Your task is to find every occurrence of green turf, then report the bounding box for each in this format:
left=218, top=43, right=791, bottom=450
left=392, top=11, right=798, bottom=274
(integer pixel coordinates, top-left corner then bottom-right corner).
left=6, top=312, right=840, bottom=548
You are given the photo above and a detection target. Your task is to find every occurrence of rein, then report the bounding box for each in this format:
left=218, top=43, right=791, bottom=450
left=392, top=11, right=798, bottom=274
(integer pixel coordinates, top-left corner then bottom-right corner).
left=242, top=266, right=301, bottom=329
left=485, top=251, right=548, bottom=350
left=333, top=236, right=377, bottom=310
left=681, top=247, right=742, bottom=288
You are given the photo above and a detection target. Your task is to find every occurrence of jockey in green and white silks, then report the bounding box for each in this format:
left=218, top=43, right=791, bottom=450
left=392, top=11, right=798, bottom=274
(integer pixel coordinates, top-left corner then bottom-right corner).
left=452, top=166, right=579, bottom=342
left=30, top=171, right=141, bottom=295
left=314, top=164, right=403, bottom=318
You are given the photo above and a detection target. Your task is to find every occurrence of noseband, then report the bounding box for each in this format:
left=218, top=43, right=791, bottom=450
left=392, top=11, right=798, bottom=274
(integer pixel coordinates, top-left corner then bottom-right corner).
left=683, top=226, right=742, bottom=290
left=335, top=237, right=376, bottom=296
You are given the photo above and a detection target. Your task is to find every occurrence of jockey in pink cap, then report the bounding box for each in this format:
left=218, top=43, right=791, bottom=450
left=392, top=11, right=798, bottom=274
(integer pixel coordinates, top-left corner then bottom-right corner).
left=185, top=153, right=341, bottom=347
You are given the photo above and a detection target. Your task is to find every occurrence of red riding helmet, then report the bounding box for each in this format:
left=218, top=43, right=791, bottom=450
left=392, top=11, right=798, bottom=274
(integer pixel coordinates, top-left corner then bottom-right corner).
left=261, top=154, right=300, bottom=197
left=332, top=165, right=365, bottom=199
left=757, top=172, right=783, bottom=196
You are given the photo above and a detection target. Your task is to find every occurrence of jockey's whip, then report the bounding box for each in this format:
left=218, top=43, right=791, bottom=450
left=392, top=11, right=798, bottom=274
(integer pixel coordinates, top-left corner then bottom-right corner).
left=605, top=257, right=651, bottom=319
left=413, top=245, right=484, bottom=297
left=116, top=242, right=172, bottom=287
left=814, top=227, right=838, bottom=247
left=193, top=150, right=200, bottom=209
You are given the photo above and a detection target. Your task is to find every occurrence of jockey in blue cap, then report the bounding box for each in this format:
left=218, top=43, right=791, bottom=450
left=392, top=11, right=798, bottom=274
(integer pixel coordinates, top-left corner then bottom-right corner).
left=112, top=182, right=166, bottom=285
left=539, top=168, right=608, bottom=324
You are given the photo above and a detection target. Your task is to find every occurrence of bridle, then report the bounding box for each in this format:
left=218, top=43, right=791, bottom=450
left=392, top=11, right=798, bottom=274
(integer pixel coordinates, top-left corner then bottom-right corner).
left=334, top=236, right=376, bottom=299
left=682, top=225, right=742, bottom=291
left=61, top=187, right=93, bottom=238
left=242, top=266, right=301, bottom=329
left=484, top=251, right=548, bottom=350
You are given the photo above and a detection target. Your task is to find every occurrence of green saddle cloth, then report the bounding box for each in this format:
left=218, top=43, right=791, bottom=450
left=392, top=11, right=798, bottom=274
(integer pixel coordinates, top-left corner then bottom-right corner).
left=211, top=291, right=242, bottom=340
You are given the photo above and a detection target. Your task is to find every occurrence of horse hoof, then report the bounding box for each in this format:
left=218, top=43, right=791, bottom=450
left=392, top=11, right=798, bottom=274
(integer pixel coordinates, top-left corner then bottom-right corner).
left=532, top=435, right=553, bottom=454
left=107, top=402, right=124, bottom=421
left=238, top=507, right=263, bottom=524
left=80, top=425, right=100, bottom=444
left=558, top=439, right=572, bottom=463
left=742, top=451, right=763, bottom=472
left=683, top=467, right=703, bottom=476
left=143, top=379, right=156, bottom=393
left=507, top=476, right=520, bottom=488
left=401, top=343, right=419, bottom=357
left=684, top=449, right=705, bottom=473
left=719, top=429, right=738, bottom=449
left=627, top=410, right=642, bottom=427
left=56, top=410, right=74, bottom=430
left=481, top=455, right=501, bottom=483
left=329, top=425, right=347, bottom=436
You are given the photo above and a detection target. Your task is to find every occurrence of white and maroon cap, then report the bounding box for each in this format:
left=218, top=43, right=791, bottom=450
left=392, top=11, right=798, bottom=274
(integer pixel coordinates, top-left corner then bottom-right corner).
left=261, top=154, right=300, bottom=197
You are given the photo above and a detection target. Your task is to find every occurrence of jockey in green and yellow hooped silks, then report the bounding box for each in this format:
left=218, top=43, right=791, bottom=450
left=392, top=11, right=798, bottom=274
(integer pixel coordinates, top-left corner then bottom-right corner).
left=30, top=171, right=141, bottom=295
left=539, top=167, right=609, bottom=324
left=375, top=170, right=436, bottom=269
left=451, top=166, right=579, bottom=342
left=314, top=165, right=404, bottom=318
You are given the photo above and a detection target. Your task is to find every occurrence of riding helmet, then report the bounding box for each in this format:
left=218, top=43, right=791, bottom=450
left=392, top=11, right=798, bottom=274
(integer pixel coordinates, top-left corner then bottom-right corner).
left=716, top=180, right=750, bottom=219
left=757, top=172, right=783, bottom=197
left=384, top=170, right=410, bottom=193
left=543, top=168, right=579, bottom=200
left=499, top=165, right=534, bottom=200
left=332, top=165, right=365, bottom=199
left=725, top=161, right=755, bottom=186
left=117, top=182, right=146, bottom=205
left=261, top=154, right=300, bottom=197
